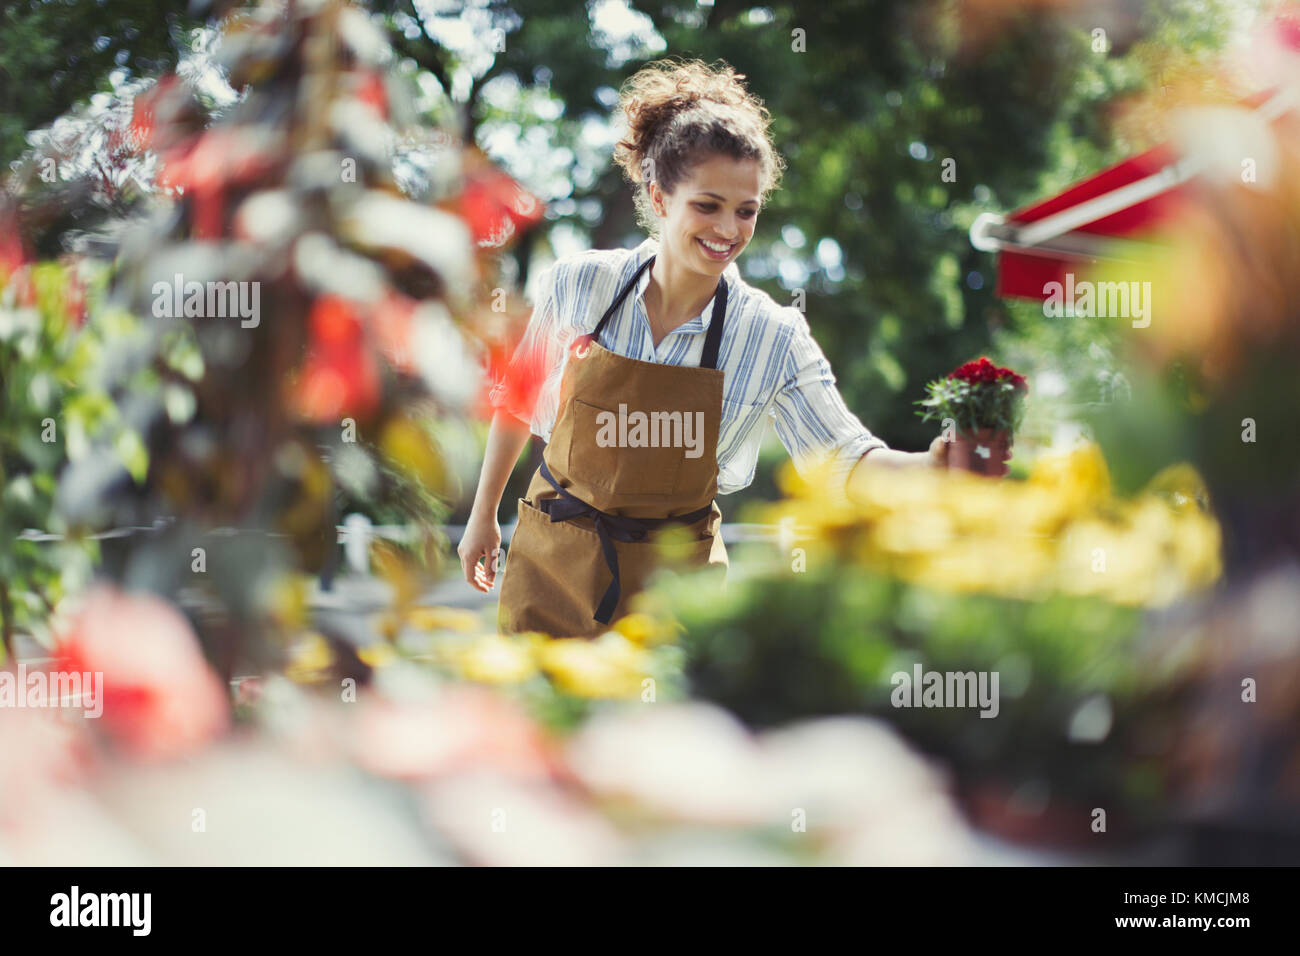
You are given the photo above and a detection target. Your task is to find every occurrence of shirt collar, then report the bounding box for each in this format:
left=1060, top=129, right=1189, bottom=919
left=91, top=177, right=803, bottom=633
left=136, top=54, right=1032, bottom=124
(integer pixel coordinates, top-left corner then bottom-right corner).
left=633, top=236, right=738, bottom=333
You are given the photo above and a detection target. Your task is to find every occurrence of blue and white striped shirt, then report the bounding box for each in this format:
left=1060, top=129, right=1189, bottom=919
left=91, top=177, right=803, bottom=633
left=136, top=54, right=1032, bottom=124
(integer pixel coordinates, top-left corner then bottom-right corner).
left=495, top=237, right=888, bottom=495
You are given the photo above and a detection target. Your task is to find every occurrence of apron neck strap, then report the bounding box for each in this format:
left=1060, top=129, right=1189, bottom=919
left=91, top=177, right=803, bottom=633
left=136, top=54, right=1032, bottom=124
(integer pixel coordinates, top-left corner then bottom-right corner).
left=699, top=275, right=728, bottom=371
left=589, top=254, right=730, bottom=371
left=591, top=255, right=654, bottom=344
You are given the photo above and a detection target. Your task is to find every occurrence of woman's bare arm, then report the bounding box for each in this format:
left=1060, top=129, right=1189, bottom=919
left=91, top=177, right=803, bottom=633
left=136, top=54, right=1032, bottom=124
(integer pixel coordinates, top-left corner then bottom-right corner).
left=457, top=410, right=533, bottom=592
left=847, top=437, right=947, bottom=501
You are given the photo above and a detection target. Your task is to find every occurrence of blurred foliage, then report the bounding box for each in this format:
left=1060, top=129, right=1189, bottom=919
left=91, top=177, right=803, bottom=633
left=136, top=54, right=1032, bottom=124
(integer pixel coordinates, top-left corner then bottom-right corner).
left=3, top=0, right=1297, bottom=860
left=4, top=0, right=525, bottom=680
left=627, top=443, right=1223, bottom=828
left=0, top=0, right=199, bottom=166
left=370, top=603, right=683, bottom=729
left=6, top=0, right=1248, bottom=467
left=0, top=260, right=132, bottom=658
left=426, top=0, right=1245, bottom=455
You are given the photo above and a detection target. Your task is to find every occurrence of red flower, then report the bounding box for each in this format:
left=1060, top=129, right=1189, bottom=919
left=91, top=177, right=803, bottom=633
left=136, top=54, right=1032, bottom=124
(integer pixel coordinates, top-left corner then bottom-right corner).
left=289, top=295, right=382, bottom=423
left=127, top=76, right=174, bottom=152
left=370, top=291, right=418, bottom=375
left=459, top=151, right=546, bottom=249
left=308, top=293, right=365, bottom=349
left=481, top=336, right=548, bottom=424
left=949, top=356, right=1028, bottom=391
left=156, top=128, right=278, bottom=239
left=52, top=586, right=230, bottom=761
left=0, top=211, right=27, bottom=281
left=352, top=70, right=388, bottom=120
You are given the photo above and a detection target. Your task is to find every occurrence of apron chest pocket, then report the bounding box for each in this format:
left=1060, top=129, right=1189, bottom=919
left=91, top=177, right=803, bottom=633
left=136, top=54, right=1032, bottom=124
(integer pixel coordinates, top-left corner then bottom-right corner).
left=564, top=397, right=684, bottom=497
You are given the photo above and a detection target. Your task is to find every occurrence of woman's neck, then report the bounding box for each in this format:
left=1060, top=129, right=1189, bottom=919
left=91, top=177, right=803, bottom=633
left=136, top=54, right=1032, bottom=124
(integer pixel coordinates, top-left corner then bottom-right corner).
left=646, top=245, right=720, bottom=334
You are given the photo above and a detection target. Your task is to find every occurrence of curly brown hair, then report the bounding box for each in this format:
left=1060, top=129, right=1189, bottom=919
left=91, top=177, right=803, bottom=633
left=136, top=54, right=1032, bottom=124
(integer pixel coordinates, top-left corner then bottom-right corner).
left=613, top=58, right=784, bottom=234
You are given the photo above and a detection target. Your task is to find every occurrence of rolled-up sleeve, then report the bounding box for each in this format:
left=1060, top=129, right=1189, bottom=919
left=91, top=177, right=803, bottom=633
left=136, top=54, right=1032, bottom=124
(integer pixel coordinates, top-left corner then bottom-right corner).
left=490, top=263, right=564, bottom=435
left=769, top=310, right=888, bottom=496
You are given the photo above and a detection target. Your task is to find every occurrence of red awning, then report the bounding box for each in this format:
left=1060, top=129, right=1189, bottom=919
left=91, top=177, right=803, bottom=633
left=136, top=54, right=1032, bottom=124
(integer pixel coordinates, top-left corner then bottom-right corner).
left=974, top=87, right=1294, bottom=301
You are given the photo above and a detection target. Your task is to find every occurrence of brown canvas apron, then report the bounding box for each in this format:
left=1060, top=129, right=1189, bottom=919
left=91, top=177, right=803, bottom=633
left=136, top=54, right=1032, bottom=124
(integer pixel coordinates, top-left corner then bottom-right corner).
left=498, top=254, right=729, bottom=637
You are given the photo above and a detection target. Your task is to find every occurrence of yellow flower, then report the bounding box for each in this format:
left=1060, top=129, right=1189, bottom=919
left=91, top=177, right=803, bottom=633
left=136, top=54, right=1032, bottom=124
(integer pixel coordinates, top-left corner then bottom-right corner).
left=1027, top=442, right=1112, bottom=515
left=358, top=642, right=398, bottom=669
left=1056, top=516, right=1161, bottom=605
left=914, top=535, right=1055, bottom=599
left=757, top=440, right=1222, bottom=609
left=286, top=631, right=335, bottom=683
left=380, top=416, right=447, bottom=495
left=614, top=611, right=680, bottom=646
left=536, top=632, right=651, bottom=699
left=453, top=633, right=539, bottom=685
left=267, top=574, right=310, bottom=631
left=871, top=508, right=955, bottom=555
left=407, top=606, right=483, bottom=633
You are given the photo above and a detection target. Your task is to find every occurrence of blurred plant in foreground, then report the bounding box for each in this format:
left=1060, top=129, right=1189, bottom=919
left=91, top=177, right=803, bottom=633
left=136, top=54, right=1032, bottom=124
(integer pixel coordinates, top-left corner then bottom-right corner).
left=1, top=577, right=981, bottom=866
left=630, top=444, right=1223, bottom=846
left=34, top=0, right=527, bottom=680
left=783, top=442, right=1219, bottom=607
left=0, top=258, right=125, bottom=659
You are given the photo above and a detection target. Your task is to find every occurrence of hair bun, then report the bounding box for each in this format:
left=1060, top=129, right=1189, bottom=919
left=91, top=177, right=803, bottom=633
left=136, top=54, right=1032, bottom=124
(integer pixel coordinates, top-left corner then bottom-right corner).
left=616, top=59, right=755, bottom=182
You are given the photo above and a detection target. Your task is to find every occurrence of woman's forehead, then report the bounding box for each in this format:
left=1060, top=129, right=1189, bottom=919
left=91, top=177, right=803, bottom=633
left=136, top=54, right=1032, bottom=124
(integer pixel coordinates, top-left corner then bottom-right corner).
left=681, top=155, right=763, bottom=201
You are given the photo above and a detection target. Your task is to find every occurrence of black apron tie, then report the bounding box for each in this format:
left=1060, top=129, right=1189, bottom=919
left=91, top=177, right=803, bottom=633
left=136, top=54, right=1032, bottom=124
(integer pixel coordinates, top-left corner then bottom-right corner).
left=536, top=459, right=713, bottom=625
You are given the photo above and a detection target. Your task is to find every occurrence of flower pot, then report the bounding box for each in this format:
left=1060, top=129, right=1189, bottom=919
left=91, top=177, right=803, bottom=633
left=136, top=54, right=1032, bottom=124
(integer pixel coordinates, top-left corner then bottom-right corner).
left=948, top=428, right=1012, bottom=477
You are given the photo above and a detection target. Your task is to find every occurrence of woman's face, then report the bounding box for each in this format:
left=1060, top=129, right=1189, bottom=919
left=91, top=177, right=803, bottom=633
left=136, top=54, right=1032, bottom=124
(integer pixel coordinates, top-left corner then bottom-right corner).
left=649, top=153, right=762, bottom=277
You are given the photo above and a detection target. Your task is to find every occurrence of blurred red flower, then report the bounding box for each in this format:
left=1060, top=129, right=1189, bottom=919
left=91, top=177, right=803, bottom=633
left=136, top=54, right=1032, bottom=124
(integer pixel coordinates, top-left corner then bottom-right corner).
left=458, top=151, right=546, bottom=249
left=289, top=295, right=382, bottom=423
left=127, top=78, right=164, bottom=152
left=156, top=128, right=278, bottom=239
left=369, top=290, right=418, bottom=375
left=482, top=336, right=548, bottom=423
left=0, top=210, right=27, bottom=281
left=52, top=586, right=230, bottom=761
left=352, top=70, right=388, bottom=119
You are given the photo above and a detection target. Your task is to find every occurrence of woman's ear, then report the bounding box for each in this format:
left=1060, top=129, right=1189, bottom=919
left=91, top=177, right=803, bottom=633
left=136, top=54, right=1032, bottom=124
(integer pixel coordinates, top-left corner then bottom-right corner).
left=648, top=181, right=665, bottom=218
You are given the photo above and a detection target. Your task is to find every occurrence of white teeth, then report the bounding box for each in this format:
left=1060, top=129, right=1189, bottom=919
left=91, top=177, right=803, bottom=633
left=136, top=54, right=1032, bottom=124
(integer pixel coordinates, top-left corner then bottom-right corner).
left=699, top=239, right=733, bottom=253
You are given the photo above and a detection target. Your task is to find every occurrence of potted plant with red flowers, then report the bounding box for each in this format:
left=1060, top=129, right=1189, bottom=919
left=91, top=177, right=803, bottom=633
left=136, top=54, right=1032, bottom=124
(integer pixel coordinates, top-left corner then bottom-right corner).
left=916, top=357, right=1028, bottom=476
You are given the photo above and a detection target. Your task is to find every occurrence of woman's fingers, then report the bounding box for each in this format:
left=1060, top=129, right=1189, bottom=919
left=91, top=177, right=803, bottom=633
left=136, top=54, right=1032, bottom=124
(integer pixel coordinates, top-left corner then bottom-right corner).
left=460, top=544, right=486, bottom=590
left=474, top=553, right=494, bottom=591
left=459, top=540, right=502, bottom=592
left=482, top=547, right=502, bottom=588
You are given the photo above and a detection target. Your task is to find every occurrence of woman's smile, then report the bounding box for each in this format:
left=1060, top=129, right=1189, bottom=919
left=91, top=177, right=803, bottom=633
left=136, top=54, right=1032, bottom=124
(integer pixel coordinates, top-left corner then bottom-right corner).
left=696, top=236, right=738, bottom=260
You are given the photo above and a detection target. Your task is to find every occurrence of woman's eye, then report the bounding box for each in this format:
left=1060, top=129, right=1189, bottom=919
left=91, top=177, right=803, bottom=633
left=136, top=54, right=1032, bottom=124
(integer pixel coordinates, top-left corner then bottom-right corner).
left=693, top=203, right=758, bottom=218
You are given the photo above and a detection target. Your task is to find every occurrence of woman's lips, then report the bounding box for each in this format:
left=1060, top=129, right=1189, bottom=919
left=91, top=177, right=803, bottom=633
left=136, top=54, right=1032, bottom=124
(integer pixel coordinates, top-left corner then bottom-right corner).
left=696, top=237, right=736, bottom=260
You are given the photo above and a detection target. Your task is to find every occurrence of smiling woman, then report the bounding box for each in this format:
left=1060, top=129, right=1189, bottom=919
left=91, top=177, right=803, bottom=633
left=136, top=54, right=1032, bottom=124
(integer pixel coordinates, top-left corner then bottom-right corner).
left=459, top=58, right=947, bottom=638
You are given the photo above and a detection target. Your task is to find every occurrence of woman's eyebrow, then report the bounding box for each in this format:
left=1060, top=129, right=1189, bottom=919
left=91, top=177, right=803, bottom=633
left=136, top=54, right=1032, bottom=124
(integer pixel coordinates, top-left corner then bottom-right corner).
left=696, top=192, right=760, bottom=205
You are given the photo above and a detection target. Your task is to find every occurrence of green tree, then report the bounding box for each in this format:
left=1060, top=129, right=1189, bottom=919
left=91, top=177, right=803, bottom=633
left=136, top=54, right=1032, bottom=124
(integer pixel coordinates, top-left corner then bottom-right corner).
left=0, top=0, right=199, bottom=165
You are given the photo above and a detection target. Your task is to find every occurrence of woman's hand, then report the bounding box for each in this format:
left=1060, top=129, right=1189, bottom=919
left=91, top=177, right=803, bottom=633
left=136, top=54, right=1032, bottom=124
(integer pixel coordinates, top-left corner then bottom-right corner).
left=926, top=434, right=949, bottom=469
left=458, top=512, right=503, bottom=593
